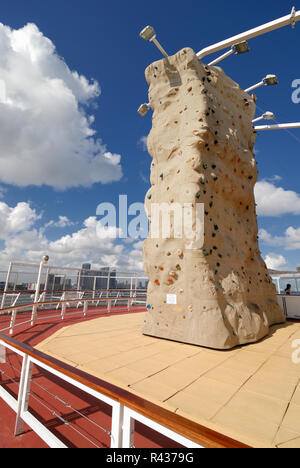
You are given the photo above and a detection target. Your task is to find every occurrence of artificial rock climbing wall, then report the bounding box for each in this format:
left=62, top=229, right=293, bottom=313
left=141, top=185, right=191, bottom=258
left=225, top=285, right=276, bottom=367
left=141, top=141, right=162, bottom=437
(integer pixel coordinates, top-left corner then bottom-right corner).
left=142, top=47, right=285, bottom=350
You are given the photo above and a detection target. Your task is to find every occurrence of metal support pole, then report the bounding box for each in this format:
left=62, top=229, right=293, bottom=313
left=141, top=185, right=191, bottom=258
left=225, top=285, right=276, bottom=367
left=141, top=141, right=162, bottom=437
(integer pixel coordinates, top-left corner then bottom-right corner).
left=208, top=48, right=234, bottom=66
left=254, top=122, right=300, bottom=131
left=1, top=262, right=13, bottom=309
left=15, top=356, right=32, bottom=437
left=122, top=407, right=135, bottom=448
left=111, top=403, right=124, bottom=448
left=44, top=267, right=50, bottom=294
left=31, top=257, right=48, bottom=326
left=197, top=8, right=300, bottom=60
left=61, top=303, right=66, bottom=320
left=9, top=309, right=17, bottom=335
left=245, top=81, right=264, bottom=93
left=152, top=37, right=168, bottom=58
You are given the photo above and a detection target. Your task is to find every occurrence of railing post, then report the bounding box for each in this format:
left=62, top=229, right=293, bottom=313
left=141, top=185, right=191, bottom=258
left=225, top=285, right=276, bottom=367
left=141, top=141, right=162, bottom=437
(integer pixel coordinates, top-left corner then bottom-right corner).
left=122, top=407, right=135, bottom=448
left=1, top=262, right=13, bottom=309
left=111, top=403, right=124, bottom=448
left=83, top=301, right=88, bottom=317
left=15, top=356, right=32, bottom=436
left=61, top=303, right=66, bottom=320
left=31, top=304, right=38, bottom=326
left=9, top=309, right=17, bottom=335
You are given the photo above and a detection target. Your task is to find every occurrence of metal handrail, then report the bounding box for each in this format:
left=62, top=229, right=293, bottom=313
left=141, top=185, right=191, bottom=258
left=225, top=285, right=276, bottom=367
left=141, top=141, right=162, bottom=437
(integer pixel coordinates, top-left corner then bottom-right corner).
left=0, top=288, right=147, bottom=296
left=0, top=293, right=147, bottom=336
left=0, top=295, right=146, bottom=315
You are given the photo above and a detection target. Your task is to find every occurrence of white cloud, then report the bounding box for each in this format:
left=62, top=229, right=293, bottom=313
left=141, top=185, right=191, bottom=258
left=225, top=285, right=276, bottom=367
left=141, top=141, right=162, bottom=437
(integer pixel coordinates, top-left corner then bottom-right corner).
left=0, top=201, right=40, bottom=239
left=0, top=202, right=146, bottom=274
left=255, top=181, right=300, bottom=216
left=264, top=253, right=288, bottom=271
left=259, top=226, right=300, bottom=251
left=0, top=186, right=6, bottom=199
left=45, top=216, right=75, bottom=229
left=0, top=22, right=122, bottom=189
left=139, top=136, right=148, bottom=151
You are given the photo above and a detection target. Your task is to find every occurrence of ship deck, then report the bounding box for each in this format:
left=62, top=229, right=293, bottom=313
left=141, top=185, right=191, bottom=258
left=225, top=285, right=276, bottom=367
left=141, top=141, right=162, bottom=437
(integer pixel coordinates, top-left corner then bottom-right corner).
left=35, top=312, right=300, bottom=448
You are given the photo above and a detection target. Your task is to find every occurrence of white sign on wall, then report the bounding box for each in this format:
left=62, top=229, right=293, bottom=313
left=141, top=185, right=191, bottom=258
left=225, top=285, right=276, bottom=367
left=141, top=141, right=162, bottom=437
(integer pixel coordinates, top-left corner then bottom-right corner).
left=167, top=294, right=177, bottom=305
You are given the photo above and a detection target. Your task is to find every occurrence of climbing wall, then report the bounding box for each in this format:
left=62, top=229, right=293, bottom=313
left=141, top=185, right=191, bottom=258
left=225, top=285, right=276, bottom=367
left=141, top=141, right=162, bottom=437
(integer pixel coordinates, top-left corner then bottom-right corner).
left=142, top=47, right=285, bottom=350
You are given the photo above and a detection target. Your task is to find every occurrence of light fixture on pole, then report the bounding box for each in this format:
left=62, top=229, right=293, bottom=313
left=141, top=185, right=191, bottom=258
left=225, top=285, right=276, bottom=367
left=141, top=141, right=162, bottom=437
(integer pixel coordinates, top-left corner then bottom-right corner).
left=138, top=103, right=151, bottom=117
left=208, top=41, right=250, bottom=66
left=252, top=111, right=276, bottom=123
left=245, top=75, right=278, bottom=93
left=139, top=26, right=169, bottom=58
left=254, top=122, right=300, bottom=131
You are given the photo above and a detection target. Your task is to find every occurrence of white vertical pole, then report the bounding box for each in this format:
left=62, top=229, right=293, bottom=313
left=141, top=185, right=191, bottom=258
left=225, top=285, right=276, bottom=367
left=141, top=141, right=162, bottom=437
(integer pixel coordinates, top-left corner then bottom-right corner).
left=122, top=407, right=135, bottom=448
left=277, top=278, right=281, bottom=294
left=1, top=262, right=13, bottom=309
left=44, top=267, right=50, bottom=293
left=13, top=272, right=19, bottom=292
left=61, top=303, right=66, bottom=320
left=93, top=276, right=97, bottom=300
left=31, top=257, right=48, bottom=326
left=15, top=356, right=32, bottom=436
left=130, top=277, right=133, bottom=298
left=107, top=270, right=111, bottom=292
left=111, top=403, right=124, bottom=448
left=77, top=269, right=82, bottom=292
left=9, top=309, right=17, bottom=335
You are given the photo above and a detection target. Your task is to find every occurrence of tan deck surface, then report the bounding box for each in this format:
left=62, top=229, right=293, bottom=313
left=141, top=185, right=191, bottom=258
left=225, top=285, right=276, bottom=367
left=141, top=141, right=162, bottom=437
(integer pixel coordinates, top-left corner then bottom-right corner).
left=36, top=313, right=300, bottom=448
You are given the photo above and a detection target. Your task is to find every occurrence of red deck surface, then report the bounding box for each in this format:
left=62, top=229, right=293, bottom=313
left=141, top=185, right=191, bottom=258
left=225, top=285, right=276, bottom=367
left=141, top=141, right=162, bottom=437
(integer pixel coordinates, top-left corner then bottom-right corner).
left=0, top=306, right=183, bottom=448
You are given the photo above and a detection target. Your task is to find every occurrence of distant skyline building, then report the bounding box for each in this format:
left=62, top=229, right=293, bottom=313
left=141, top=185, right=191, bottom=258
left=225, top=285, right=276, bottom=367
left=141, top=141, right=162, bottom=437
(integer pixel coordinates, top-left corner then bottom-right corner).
left=79, top=264, right=117, bottom=291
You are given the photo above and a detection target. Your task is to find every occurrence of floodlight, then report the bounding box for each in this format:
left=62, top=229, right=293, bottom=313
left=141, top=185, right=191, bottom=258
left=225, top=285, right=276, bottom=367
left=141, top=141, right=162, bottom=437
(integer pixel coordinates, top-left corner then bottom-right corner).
left=140, top=26, right=156, bottom=42
left=138, top=103, right=150, bottom=117
left=245, top=74, right=278, bottom=93
left=208, top=41, right=249, bottom=66
left=43, top=255, right=50, bottom=264
left=252, top=111, right=276, bottom=123
left=263, top=74, right=279, bottom=86
left=232, top=41, right=250, bottom=54
left=139, top=25, right=169, bottom=58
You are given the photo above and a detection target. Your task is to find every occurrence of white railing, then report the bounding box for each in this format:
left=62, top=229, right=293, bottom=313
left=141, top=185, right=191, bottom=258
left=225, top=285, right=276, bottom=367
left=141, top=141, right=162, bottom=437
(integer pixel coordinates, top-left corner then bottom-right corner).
left=277, top=295, right=300, bottom=320
left=0, top=291, right=147, bottom=336
left=0, top=334, right=209, bottom=448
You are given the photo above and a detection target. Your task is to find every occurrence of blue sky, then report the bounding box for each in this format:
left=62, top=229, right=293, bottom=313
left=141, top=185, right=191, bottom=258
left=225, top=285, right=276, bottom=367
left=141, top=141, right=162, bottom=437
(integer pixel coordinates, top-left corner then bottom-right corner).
left=0, top=0, right=299, bottom=273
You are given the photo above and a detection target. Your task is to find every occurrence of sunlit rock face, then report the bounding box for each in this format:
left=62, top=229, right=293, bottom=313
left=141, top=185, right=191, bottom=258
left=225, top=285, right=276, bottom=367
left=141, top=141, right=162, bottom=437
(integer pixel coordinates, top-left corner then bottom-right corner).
left=142, top=48, right=285, bottom=350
